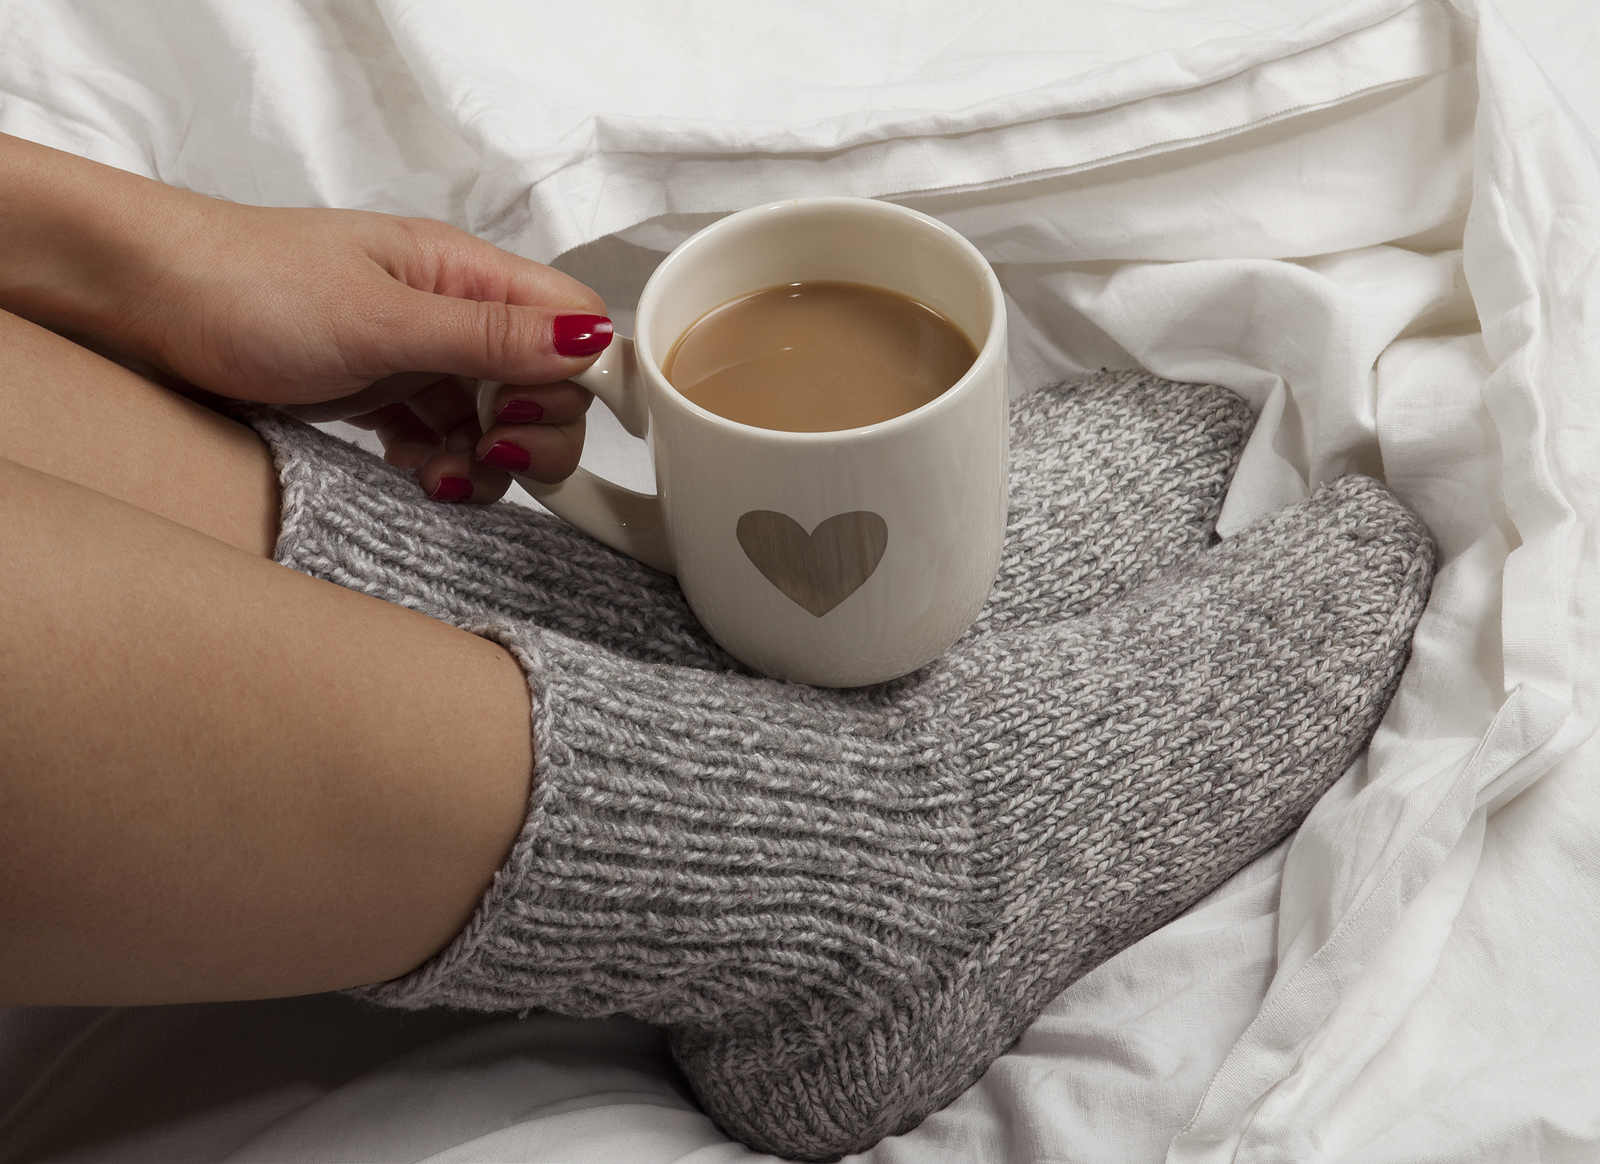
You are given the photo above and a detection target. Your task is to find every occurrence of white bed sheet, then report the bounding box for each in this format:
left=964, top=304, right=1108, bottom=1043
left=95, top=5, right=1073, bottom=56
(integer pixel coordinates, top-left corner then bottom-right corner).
left=1, top=1, right=1597, bottom=1161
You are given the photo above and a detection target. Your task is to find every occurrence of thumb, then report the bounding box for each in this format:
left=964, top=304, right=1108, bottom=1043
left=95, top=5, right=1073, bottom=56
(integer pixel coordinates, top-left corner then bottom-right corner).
left=374, top=285, right=613, bottom=386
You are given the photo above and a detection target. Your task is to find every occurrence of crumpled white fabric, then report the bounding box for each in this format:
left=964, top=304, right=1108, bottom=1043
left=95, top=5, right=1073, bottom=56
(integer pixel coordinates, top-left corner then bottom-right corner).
left=1, top=1, right=1597, bottom=1161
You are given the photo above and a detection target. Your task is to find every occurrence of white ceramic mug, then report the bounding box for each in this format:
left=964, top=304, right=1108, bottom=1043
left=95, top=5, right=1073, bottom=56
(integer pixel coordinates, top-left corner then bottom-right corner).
left=479, top=197, right=1008, bottom=687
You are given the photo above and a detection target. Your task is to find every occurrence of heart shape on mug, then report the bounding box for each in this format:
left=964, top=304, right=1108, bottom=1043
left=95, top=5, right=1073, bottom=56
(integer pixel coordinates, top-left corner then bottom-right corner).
left=736, top=510, right=890, bottom=617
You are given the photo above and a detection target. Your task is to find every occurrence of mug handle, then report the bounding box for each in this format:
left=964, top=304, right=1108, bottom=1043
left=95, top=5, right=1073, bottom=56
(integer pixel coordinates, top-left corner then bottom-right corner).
left=476, top=336, right=675, bottom=575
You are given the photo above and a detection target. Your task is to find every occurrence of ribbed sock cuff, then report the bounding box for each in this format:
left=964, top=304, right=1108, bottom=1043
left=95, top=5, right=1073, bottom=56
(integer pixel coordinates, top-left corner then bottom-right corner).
left=236, top=405, right=732, bottom=669
left=356, top=621, right=978, bottom=1024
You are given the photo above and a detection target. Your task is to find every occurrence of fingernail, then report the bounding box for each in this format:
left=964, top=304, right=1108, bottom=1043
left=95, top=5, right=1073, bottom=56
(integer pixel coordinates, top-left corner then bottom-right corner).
left=552, top=314, right=613, bottom=357
left=495, top=399, right=545, bottom=424
left=429, top=476, right=473, bottom=502
left=480, top=440, right=532, bottom=472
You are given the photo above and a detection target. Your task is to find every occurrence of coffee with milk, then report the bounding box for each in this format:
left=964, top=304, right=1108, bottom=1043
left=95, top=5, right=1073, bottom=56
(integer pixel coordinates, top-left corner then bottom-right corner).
left=661, top=280, right=977, bottom=432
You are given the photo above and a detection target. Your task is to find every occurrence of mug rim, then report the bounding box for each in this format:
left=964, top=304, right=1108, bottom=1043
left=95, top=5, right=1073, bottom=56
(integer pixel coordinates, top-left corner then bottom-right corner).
left=633, top=196, right=1006, bottom=444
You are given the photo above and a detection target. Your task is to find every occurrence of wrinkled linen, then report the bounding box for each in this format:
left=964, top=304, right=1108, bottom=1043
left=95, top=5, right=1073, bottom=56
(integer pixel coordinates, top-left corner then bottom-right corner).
left=1, top=0, right=1598, bottom=1161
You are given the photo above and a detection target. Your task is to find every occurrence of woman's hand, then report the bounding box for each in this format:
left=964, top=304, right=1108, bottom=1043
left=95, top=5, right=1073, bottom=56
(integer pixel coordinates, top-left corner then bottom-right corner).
left=0, top=133, right=605, bottom=501
left=134, top=201, right=612, bottom=502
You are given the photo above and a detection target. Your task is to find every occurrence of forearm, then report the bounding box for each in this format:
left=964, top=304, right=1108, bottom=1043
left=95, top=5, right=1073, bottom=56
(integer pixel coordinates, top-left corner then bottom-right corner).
left=0, top=132, right=209, bottom=354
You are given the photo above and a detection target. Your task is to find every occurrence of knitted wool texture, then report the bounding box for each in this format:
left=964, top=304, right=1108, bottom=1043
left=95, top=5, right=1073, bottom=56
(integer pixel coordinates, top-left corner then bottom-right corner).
left=243, top=377, right=1434, bottom=1161
left=670, top=477, right=1433, bottom=1158
left=250, top=371, right=1255, bottom=662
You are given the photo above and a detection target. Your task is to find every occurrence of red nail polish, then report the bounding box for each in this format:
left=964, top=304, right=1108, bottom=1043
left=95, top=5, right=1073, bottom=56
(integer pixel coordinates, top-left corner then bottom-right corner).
left=430, top=476, right=473, bottom=502
left=480, top=441, right=532, bottom=472
left=552, top=314, right=613, bottom=357
left=495, top=399, right=545, bottom=424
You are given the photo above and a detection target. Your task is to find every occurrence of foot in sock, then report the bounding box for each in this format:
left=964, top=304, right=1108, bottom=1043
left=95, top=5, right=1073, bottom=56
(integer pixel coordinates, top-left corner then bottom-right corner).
left=353, top=474, right=1434, bottom=1160
left=244, top=370, right=1253, bottom=664
left=971, top=368, right=1252, bottom=634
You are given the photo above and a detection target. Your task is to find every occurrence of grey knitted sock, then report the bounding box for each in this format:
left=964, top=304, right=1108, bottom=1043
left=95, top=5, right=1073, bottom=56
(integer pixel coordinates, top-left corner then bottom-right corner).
left=243, top=370, right=1252, bottom=664
left=346, top=474, right=1433, bottom=1161
left=972, top=369, right=1252, bottom=634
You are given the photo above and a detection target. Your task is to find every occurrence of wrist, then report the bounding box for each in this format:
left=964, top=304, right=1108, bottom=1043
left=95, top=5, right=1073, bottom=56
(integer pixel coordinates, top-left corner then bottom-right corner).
left=0, top=133, right=209, bottom=360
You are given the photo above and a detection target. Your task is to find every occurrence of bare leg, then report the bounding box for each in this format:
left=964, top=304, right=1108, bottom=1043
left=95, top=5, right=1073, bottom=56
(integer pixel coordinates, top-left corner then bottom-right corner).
left=0, top=311, right=533, bottom=1006
left=0, top=307, right=279, bottom=556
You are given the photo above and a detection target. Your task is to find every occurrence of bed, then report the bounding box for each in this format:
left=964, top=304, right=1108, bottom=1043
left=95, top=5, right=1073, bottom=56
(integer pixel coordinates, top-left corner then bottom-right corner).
left=2, top=1, right=1598, bottom=1160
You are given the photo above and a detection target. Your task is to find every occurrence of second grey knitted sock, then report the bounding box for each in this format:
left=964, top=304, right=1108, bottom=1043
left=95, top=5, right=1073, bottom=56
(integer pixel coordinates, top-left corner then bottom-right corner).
left=354, top=475, right=1434, bottom=1160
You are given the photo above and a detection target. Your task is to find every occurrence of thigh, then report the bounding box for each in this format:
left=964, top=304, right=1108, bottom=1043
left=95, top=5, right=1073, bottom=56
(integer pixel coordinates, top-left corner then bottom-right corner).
left=0, top=455, right=532, bottom=1005
left=0, top=307, right=277, bottom=557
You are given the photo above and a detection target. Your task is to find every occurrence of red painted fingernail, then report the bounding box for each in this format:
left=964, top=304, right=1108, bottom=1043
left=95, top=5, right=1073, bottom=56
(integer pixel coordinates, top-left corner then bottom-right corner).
left=429, top=476, right=473, bottom=502
left=552, top=314, right=613, bottom=357
left=495, top=399, right=545, bottom=424
left=480, top=440, right=532, bottom=472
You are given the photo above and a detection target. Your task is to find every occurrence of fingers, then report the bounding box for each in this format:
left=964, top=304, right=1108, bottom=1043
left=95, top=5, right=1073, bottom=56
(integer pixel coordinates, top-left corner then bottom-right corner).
left=347, top=378, right=508, bottom=505
left=477, top=418, right=588, bottom=486
left=347, top=376, right=591, bottom=502
left=475, top=380, right=593, bottom=485
left=414, top=430, right=513, bottom=506
left=482, top=379, right=595, bottom=428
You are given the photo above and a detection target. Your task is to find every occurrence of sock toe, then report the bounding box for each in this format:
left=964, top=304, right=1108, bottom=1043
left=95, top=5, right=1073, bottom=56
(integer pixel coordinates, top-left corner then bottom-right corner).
left=978, top=371, right=1255, bottom=632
